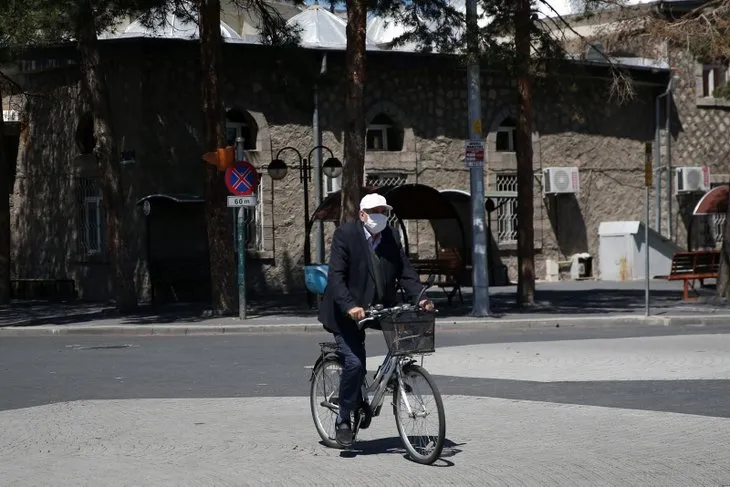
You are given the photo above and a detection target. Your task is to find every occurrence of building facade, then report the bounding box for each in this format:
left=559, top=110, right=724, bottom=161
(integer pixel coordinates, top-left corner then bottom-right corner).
left=5, top=3, right=729, bottom=303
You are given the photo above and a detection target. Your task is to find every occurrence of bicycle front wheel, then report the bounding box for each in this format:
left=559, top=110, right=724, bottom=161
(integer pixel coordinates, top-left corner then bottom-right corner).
left=310, top=358, right=342, bottom=448
left=393, top=364, right=446, bottom=465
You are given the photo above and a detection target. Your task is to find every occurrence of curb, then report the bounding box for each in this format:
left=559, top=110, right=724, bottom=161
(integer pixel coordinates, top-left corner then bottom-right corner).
left=1, top=314, right=729, bottom=336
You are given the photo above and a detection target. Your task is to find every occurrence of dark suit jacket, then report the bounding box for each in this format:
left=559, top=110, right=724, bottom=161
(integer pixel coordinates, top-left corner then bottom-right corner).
left=318, top=220, right=423, bottom=335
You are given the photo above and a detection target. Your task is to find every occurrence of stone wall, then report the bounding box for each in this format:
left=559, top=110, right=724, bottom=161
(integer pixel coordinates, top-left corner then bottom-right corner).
left=665, top=47, right=730, bottom=251
left=559, top=20, right=730, bottom=255
left=10, top=39, right=677, bottom=301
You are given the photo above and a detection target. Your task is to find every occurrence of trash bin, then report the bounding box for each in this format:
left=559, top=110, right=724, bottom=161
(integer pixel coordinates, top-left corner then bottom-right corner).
left=570, top=252, right=592, bottom=280
left=578, top=254, right=593, bottom=278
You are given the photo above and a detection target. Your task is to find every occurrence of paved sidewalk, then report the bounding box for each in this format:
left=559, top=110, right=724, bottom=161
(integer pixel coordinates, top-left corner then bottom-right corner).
left=2, top=280, right=730, bottom=336
left=1, top=396, right=728, bottom=486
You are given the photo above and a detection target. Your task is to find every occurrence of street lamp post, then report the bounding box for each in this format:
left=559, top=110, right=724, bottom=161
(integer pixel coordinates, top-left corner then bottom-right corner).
left=267, top=145, right=343, bottom=307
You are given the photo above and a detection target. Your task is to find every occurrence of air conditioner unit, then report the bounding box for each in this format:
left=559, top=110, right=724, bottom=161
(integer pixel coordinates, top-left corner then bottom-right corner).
left=675, top=166, right=710, bottom=194
left=543, top=167, right=580, bottom=195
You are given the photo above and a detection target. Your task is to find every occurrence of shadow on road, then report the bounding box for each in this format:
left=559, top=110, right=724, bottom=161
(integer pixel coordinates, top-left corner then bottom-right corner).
left=335, top=437, right=464, bottom=466
left=3, top=280, right=728, bottom=328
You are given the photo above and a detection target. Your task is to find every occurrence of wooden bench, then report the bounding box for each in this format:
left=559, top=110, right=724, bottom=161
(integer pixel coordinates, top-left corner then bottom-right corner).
left=667, top=250, right=720, bottom=301
left=409, top=248, right=465, bottom=305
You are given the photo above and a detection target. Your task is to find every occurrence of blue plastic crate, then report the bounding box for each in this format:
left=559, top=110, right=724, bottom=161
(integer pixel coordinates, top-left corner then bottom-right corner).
left=304, top=264, right=329, bottom=295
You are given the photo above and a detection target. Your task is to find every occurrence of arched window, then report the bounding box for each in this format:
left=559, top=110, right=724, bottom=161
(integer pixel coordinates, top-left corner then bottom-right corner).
left=496, top=117, right=516, bottom=153
left=225, top=109, right=258, bottom=151
left=366, top=113, right=404, bottom=152
left=75, top=112, right=96, bottom=155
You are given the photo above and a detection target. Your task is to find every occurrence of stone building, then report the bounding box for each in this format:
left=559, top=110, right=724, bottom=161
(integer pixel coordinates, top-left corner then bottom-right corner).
left=3, top=1, right=728, bottom=303
left=551, top=0, right=730, bottom=252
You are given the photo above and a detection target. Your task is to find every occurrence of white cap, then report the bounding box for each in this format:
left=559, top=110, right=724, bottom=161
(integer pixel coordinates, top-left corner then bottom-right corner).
left=359, top=193, right=392, bottom=211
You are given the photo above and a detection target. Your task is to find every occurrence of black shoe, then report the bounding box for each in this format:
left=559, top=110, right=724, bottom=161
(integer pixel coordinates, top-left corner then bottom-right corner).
left=335, top=418, right=353, bottom=448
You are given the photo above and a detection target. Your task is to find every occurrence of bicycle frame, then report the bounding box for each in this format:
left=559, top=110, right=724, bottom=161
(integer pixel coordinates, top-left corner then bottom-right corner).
left=360, top=350, right=419, bottom=419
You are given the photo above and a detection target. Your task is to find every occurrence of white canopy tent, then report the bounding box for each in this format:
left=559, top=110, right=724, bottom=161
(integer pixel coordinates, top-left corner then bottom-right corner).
left=286, top=4, right=378, bottom=50
left=100, top=10, right=245, bottom=42
left=366, top=1, right=492, bottom=52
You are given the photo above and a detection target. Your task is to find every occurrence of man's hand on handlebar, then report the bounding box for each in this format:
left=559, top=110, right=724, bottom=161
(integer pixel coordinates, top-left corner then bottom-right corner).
left=347, top=306, right=366, bottom=321
left=419, top=299, right=435, bottom=312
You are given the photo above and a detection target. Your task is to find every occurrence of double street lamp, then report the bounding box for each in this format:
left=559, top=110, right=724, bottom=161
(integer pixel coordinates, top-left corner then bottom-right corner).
left=267, top=144, right=343, bottom=270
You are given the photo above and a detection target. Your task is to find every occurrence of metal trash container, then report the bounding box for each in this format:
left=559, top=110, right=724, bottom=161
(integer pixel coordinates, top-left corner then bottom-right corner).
left=578, top=255, right=593, bottom=278
left=570, top=252, right=592, bottom=280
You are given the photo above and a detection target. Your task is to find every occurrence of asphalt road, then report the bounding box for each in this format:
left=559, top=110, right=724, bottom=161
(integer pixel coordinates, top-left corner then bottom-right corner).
left=3, top=324, right=730, bottom=417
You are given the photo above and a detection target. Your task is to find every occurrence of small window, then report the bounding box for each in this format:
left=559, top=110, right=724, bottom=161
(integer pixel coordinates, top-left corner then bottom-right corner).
left=225, top=109, right=257, bottom=150
left=76, top=177, right=104, bottom=256
left=496, top=117, right=516, bottom=153
left=366, top=113, right=404, bottom=152
left=702, top=64, right=728, bottom=98
left=75, top=112, right=96, bottom=155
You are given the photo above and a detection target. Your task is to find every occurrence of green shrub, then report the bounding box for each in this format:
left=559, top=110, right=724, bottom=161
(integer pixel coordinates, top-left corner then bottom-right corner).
left=713, top=82, right=730, bottom=100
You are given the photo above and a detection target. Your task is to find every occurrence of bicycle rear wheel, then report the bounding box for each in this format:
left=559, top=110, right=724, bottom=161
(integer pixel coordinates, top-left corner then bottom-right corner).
left=310, top=358, right=342, bottom=448
left=393, top=364, right=445, bottom=465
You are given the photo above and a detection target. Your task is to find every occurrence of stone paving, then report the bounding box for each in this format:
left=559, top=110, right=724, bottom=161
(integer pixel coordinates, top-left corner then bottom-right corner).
left=370, top=333, right=730, bottom=382
left=1, top=333, right=729, bottom=485
left=1, top=395, right=728, bottom=486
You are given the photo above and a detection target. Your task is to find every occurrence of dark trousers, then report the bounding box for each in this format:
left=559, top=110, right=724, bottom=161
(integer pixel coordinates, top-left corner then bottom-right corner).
left=334, top=326, right=366, bottom=420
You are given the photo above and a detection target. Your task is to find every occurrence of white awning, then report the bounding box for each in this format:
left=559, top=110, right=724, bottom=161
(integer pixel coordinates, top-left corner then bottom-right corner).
left=286, top=5, right=378, bottom=50
left=101, top=10, right=242, bottom=41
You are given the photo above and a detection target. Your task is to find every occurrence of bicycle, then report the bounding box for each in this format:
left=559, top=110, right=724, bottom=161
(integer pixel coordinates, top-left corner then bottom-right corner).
left=309, top=280, right=446, bottom=465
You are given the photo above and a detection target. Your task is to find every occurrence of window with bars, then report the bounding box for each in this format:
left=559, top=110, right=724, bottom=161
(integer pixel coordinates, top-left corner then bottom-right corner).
left=708, top=182, right=727, bottom=247
left=76, top=177, right=104, bottom=256
left=232, top=185, right=264, bottom=252
left=496, top=174, right=518, bottom=243
left=711, top=213, right=726, bottom=247
left=366, top=172, right=408, bottom=241
left=366, top=172, right=407, bottom=188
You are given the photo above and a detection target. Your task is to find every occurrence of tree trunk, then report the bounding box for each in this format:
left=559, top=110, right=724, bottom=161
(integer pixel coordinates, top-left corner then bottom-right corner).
left=340, top=0, right=367, bottom=223
left=717, top=195, right=730, bottom=296
left=515, top=0, right=535, bottom=306
left=76, top=0, right=137, bottom=311
left=199, top=0, right=236, bottom=313
left=0, top=82, right=9, bottom=305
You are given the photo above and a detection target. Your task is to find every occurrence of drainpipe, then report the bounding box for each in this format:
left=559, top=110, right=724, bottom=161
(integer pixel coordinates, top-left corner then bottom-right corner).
left=665, top=77, right=673, bottom=240
left=654, top=78, right=672, bottom=234
left=313, top=52, right=328, bottom=264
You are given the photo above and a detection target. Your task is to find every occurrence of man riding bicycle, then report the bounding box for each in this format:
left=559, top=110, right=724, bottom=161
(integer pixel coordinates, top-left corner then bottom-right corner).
left=317, top=193, right=434, bottom=447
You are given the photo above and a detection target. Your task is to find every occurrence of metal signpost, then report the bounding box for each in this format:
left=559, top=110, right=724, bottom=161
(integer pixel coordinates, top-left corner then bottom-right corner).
left=466, top=0, right=490, bottom=317
left=225, top=137, right=259, bottom=319
left=644, top=142, right=652, bottom=317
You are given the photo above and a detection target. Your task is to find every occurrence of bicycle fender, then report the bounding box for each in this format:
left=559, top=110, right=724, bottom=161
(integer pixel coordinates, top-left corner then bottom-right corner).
left=310, top=352, right=339, bottom=382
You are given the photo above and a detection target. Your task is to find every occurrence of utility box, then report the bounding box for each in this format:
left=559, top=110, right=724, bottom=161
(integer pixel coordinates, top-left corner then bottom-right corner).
left=597, top=221, right=681, bottom=281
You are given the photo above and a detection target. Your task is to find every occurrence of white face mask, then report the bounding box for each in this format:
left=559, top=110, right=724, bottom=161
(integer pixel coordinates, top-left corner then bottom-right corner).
left=364, top=213, right=388, bottom=235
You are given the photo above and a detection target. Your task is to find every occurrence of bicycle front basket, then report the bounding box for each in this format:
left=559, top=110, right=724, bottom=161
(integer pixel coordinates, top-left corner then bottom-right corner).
left=380, top=310, right=435, bottom=355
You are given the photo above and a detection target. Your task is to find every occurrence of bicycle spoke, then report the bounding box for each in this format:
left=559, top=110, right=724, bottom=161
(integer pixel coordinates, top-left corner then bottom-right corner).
left=310, top=359, right=342, bottom=448
left=394, top=366, right=444, bottom=462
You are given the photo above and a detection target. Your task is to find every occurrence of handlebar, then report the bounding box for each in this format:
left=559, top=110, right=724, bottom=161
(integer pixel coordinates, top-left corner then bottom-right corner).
left=356, top=303, right=435, bottom=330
